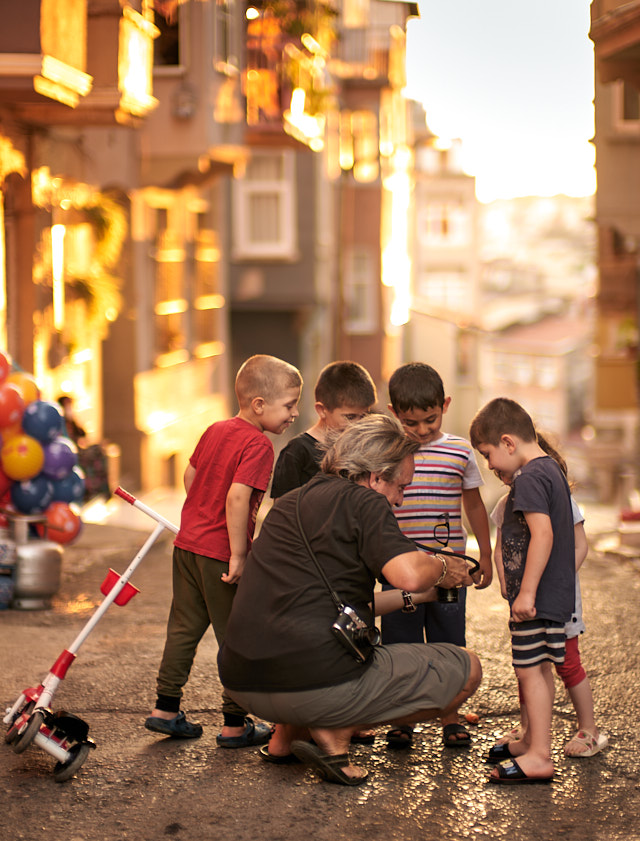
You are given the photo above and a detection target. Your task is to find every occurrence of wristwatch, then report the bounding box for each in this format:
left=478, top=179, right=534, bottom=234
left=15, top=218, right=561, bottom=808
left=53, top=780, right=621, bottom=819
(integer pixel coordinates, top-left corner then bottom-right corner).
left=401, top=591, right=417, bottom=613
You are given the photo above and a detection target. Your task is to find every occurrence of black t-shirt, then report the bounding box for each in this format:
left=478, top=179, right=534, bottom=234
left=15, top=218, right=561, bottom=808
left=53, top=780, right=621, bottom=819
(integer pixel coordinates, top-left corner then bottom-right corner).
left=218, top=474, right=416, bottom=691
left=502, top=456, right=575, bottom=623
left=270, top=432, right=323, bottom=498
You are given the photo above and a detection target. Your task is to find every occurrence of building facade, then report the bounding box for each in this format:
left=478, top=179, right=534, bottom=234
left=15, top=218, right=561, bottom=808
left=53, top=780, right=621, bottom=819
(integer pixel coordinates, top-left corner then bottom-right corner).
left=589, top=0, right=640, bottom=487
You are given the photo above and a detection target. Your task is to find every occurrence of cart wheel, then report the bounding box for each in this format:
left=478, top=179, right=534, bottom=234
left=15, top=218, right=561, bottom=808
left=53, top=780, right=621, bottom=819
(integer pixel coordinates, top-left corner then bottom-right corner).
left=53, top=742, right=91, bottom=783
left=12, top=708, right=45, bottom=754
left=4, top=700, right=32, bottom=745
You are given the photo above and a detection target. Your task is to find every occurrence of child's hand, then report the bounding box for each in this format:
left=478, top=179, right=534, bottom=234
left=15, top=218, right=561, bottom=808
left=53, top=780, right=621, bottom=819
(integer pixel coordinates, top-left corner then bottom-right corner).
left=510, top=592, right=536, bottom=622
left=221, top=555, right=245, bottom=585
left=473, top=553, right=493, bottom=590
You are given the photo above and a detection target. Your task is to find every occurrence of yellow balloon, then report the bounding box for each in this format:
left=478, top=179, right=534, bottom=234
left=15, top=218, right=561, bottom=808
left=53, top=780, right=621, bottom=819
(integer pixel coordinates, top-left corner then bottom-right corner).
left=1, top=434, right=44, bottom=480
left=7, top=371, right=41, bottom=405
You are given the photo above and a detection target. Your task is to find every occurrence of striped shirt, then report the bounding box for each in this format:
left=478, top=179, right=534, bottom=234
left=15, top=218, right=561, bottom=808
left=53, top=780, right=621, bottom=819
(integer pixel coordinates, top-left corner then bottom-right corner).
left=394, top=432, right=483, bottom=553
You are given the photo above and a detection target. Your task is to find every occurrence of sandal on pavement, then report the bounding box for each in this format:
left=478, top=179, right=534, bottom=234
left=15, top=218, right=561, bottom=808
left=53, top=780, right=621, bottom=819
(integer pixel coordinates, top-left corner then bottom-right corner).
left=565, top=730, right=609, bottom=758
left=216, top=717, right=272, bottom=749
left=489, top=758, right=553, bottom=785
left=487, top=742, right=517, bottom=763
left=259, top=744, right=301, bottom=765
left=290, top=740, right=368, bottom=786
left=385, top=725, right=413, bottom=748
left=144, top=711, right=203, bottom=739
left=496, top=726, right=523, bottom=745
left=443, top=723, right=471, bottom=747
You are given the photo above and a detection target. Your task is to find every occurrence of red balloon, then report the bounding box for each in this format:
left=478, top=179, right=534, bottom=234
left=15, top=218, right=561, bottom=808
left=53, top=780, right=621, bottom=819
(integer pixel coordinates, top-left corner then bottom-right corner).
left=0, top=383, right=25, bottom=428
left=39, top=501, right=82, bottom=545
left=0, top=465, right=11, bottom=497
left=0, top=352, right=9, bottom=385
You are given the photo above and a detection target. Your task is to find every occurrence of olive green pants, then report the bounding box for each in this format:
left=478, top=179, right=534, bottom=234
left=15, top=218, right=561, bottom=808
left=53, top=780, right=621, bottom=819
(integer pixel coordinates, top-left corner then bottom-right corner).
left=156, top=546, right=246, bottom=719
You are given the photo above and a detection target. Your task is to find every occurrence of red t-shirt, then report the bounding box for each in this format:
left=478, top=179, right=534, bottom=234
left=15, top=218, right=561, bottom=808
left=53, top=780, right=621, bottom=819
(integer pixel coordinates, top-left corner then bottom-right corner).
left=174, top=416, right=274, bottom=562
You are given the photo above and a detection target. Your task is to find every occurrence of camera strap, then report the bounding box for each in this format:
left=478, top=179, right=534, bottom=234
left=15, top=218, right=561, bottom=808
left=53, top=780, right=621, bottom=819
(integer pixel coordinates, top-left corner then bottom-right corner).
left=295, top=485, right=345, bottom=612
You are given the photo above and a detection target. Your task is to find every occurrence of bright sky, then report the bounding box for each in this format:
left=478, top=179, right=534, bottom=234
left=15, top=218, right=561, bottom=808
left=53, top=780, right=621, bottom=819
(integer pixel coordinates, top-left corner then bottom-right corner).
left=405, top=0, right=596, bottom=203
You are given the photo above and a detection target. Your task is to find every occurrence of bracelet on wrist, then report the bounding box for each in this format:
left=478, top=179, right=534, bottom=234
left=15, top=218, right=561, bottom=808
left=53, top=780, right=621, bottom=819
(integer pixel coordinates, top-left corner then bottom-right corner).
left=401, top=590, right=417, bottom=613
left=433, top=554, right=447, bottom=587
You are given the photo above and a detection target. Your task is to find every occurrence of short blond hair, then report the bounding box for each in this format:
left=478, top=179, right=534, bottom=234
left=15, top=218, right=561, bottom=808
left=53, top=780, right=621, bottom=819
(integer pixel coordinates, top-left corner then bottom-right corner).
left=235, top=355, right=302, bottom=408
left=321, top=413, right=419, bottom=483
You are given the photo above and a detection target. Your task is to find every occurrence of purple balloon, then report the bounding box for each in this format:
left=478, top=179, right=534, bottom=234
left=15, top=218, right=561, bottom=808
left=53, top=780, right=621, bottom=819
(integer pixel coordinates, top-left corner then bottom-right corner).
left=52, top=466, right=86, bottom=504
left=42, top=437, right=78, bottom=480
left=11, top=473, right=55, bottom=513
left=21, top=400, right=64, bottom=444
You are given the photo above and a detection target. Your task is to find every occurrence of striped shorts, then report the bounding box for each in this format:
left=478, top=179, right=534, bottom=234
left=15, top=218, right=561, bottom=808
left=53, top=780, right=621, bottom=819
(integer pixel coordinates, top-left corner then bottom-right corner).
left=509, top=618, right=566, bottom=668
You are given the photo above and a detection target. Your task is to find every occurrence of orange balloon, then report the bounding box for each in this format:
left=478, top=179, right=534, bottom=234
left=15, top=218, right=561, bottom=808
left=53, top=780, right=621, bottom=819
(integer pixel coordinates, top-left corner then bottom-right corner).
left=1, top=434, right=44, bottom=480
left=7, top=371, right=40, bottom=405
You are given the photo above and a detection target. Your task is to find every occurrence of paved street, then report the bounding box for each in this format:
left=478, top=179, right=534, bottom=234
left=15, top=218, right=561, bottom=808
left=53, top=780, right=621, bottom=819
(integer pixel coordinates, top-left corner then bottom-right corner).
left=1, top=497, right=639, bottom=841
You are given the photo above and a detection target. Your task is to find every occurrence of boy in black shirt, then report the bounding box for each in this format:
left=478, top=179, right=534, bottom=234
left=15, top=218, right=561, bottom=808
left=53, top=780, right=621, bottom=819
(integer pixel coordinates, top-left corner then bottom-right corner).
left=271, top=361, right=376, bottom=499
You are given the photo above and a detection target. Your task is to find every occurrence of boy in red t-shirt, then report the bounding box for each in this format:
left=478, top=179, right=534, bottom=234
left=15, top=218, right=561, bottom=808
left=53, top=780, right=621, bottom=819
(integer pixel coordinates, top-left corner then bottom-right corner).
left=145, top=355, right=302, bottom=746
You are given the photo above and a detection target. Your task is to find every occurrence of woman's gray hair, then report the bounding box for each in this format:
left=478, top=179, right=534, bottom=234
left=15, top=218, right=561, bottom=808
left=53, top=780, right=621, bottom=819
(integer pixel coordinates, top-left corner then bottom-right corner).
left=321, top=413, right=419, bottom=483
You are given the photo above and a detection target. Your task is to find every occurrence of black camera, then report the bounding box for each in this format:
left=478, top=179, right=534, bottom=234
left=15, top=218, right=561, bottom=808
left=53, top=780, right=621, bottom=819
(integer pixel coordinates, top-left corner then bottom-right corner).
left=332, top=605, right=381, bottom=663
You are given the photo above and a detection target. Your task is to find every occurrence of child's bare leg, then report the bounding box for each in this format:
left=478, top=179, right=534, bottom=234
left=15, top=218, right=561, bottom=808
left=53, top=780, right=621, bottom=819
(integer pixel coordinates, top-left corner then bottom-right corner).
left=568, top=677, right=597, bottom=734
left=492, top=663, right=554, bottom=779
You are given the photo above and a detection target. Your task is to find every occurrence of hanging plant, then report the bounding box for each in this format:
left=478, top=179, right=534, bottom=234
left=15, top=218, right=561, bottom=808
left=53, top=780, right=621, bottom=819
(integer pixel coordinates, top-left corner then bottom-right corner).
left=66, top=192, right=127, bottom=334
left=34, top=189, right=128, bottom=340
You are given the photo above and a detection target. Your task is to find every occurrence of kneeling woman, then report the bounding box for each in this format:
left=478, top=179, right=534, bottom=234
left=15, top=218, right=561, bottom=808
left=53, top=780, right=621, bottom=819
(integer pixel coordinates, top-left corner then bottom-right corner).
left=218, top=414, right=482, bottom=785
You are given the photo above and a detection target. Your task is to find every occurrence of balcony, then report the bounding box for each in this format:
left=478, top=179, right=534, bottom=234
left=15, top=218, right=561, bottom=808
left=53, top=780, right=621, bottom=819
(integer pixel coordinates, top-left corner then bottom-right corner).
left=0, top=0, right=157, bottom=127
left=590, top=0, right=640, bottom=87
left=243, top=1, right=336, bottom=150
left=0, top=0, right=92, bottom=122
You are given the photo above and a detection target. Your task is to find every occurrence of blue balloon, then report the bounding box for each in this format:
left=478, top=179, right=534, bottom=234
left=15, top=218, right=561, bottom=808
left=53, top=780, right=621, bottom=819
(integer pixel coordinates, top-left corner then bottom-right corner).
left=10, top=473, right=55, bottom=513
left=52, top=466, right=86, bottom=504
left=42, top=437, right=78, bottom=480
left=21, top=400, right=64, bottom=444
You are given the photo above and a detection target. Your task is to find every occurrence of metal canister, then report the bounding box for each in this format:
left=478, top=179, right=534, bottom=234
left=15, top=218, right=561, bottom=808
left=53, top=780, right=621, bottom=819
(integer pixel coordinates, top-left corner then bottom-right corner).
left=4, top=513, right=63, bottom=610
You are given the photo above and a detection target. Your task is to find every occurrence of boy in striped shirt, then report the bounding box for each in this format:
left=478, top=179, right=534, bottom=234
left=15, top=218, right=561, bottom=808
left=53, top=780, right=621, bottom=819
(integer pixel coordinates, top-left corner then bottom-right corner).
left=381, top=363, right=492, bottom=747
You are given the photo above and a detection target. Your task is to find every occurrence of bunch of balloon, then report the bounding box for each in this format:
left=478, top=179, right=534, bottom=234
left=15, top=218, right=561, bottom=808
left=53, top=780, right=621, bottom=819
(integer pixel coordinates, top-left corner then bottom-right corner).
left=0, top=351, right=84, bottom=544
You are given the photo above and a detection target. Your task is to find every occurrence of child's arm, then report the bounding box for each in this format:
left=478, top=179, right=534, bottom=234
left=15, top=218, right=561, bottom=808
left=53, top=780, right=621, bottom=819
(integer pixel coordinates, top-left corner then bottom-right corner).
left=222, top=482, right=254, bottom=584
left=462, top=487, right=493, bottom=588
left=574, top=521, right=588, bottom=571
left=493, top=526, right=508, bottom=600
left=511, top=511, right=553, bottom=622
left=184, top=463, right=196, bottom=493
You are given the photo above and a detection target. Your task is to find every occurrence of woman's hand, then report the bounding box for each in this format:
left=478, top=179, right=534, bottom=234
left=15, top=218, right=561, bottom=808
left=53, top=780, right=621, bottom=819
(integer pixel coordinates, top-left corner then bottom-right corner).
left=436, top=553, right=473, bottom=590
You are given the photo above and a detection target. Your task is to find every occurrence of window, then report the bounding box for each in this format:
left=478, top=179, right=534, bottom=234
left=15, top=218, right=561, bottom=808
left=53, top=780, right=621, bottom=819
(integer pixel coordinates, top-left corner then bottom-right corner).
left=418, top=202, right=470, bottom=246
left=232, top=152, right=297, bottom=259
left=343, top=247, right=377, bottom=333
left=415, top=270, right=467, bottom=311
left=153, top=1, right=188, bottom=72
left=213, top=0, right=239, bottom=74
left=613, top=80, right=640, bottom=133
left=148, top=197, right=225, bottom=367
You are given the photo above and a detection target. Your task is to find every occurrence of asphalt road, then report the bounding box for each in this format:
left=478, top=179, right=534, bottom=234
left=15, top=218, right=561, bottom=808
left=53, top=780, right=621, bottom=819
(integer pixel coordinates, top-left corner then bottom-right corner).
left=1, top=507, right=639, bottom=841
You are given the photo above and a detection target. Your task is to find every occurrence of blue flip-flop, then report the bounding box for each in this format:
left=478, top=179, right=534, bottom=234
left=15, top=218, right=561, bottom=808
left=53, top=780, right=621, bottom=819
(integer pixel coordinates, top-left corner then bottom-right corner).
left=144, top=711, right=203, bottom=739
left=216, top=717, right=272, bottom=749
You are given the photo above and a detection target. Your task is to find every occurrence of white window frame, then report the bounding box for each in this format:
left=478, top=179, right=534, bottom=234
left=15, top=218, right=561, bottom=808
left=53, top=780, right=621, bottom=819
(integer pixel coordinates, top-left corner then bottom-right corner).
left=232, top=151, right=298, bottom=260
left=153, top=1, right=189, bottom=76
